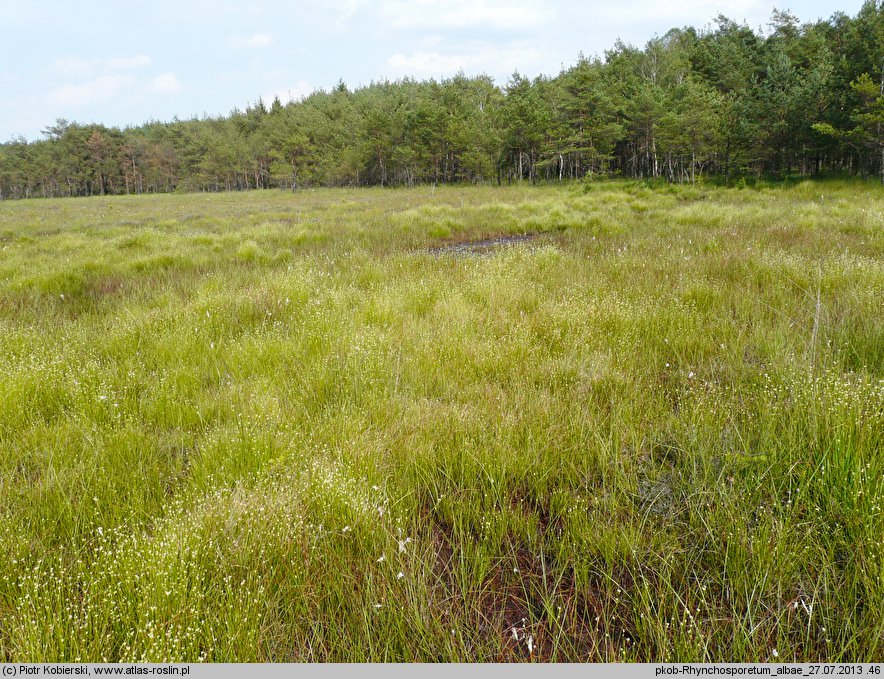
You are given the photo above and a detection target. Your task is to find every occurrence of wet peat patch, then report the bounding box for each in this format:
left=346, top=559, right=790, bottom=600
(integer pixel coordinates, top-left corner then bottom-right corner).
left=427, top=232, right=541, bottom=256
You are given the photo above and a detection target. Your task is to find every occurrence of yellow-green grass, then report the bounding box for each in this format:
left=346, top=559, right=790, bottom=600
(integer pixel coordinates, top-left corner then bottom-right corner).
left=0, top=181, right=881, bottom=661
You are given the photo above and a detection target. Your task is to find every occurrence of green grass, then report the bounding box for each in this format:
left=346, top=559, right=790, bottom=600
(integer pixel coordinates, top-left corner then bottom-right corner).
left=0, top=180, right=881, bottom=662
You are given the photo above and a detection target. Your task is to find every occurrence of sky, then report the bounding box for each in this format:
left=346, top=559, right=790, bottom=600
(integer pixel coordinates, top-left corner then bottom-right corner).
left=0, top=0, right=868, bottom=140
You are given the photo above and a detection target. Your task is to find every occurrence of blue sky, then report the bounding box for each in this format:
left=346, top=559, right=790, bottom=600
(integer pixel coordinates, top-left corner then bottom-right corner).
left=0, top=0, right=866, bottom=140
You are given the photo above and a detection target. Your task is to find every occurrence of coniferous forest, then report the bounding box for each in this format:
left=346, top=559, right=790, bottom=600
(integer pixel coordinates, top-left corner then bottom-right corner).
left=1, top=2, right=882, bottom=199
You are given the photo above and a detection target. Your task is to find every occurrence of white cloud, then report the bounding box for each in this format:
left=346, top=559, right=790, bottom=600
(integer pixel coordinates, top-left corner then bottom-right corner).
left=50, top=57, right=94, bottom=78
left=150, top=72, right=182, bottom=94
left=387, top=51, right=472, bottom=74
left=49, top=74, right=134, bottom=106
left=386, top=44, right=543, bottom=78
left=321, top=0, right=369, bottom=28
left=321, top=0, right=546, bottom=31
left=263, top=80, right=314, bottom=104
left=230, top=32, right=274, bottom=48
left=107, top=55, right=153, bottom=70
left=382, top=0, right=545, bottom=30
left=0, top=73, right=18, bottom=83
left=49, top=55, right=152, bottom=78
left=594, top=0, right=773, bottom=29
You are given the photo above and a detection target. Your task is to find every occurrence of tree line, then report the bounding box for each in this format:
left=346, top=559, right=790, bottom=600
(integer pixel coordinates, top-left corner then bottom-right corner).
left=1, top=2, right=882, bottom=199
